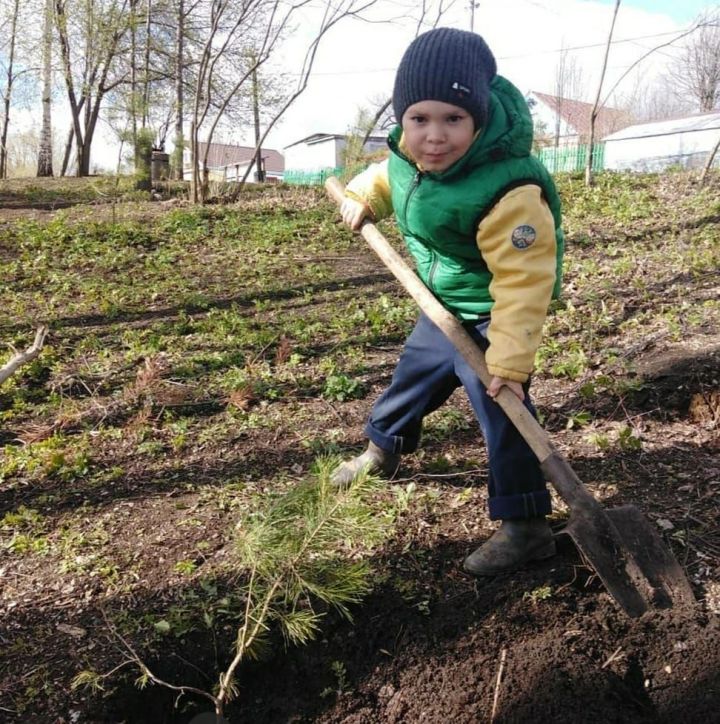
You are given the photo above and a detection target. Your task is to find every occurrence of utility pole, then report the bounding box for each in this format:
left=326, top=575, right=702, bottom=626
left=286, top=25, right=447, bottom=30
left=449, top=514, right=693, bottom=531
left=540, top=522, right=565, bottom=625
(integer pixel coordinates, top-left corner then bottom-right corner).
left=470, top=1, right=478, bottom=32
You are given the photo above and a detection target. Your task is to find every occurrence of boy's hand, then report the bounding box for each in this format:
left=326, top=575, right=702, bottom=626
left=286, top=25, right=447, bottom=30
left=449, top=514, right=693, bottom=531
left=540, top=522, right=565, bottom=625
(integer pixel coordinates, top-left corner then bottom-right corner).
left=341, top=197, right=370, bottom=230
left=487, top=376, right=525, bottom=401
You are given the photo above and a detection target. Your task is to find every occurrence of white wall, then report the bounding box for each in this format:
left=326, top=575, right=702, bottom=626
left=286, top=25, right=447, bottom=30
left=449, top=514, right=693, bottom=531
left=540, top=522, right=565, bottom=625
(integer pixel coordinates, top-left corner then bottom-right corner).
left=529, top=97, right=578, bottom=146
left=284, top=136, right=389, bottom=171
left=604, top=127, right=720, bottom=171
left=284, top=138, right=341, bottom=170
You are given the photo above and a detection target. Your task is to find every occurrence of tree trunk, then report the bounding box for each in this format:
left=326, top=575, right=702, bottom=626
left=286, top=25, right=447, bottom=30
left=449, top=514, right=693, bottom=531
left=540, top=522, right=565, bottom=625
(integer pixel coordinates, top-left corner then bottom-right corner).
left=37, top=0, right=55, bottom=177
left=173, top=0, right=184, bottom=180
left=190, top=118, right=198, bottom=202
left=78, top=0, right=95, bottom=177
left=0, top=0, right=20, bottom=179
left=61, top=125, right=74, bottom=176
left=252, top=66, right=263, bottom=182
left=130, top=0, right=138, bottom=162
left=142, top=0, right=152, bottom=128
left=700, top=132, right=720, bottom=185
left=585, top=0, right=621, bottom=186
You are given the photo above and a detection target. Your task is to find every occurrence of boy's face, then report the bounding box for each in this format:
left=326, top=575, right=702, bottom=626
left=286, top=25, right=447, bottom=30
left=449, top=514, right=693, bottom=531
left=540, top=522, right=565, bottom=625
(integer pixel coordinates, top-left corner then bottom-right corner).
left=401, top=100, right=475, bottom=173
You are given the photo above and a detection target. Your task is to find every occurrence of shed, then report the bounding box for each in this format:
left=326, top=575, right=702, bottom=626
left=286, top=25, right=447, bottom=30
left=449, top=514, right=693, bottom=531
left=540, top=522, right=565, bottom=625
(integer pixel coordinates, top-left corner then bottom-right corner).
left=283, top=133, right=388, bottom=173
left=602, top=112, right=720, bottom=171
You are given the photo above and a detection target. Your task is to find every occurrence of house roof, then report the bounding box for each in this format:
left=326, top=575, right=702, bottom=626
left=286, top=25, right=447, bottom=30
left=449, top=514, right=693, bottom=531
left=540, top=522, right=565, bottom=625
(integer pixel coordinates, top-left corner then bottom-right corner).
left=602, top=110, right=720, bottom=142
left=531, top=91, right=630, bottom=140
left=284, top=132, right=389, bottom=149
left=196, top=142, right=285, bottom=173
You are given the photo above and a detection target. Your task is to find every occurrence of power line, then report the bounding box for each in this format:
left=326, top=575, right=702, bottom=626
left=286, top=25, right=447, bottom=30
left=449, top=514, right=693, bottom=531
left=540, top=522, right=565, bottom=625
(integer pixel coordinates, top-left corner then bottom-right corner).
left=300, top=27, right=693, bottom=77
left=496, top=28, right=690, bottom=60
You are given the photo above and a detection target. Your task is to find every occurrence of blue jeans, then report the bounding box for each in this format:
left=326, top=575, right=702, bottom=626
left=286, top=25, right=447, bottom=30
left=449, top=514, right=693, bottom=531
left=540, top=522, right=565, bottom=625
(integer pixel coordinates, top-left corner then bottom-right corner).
left=364, top=313, right=551, bottom=520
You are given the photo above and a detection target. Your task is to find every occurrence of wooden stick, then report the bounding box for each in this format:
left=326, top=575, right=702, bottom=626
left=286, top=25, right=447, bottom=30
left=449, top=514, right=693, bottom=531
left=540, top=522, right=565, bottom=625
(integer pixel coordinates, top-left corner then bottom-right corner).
left=601, top=645, right=624, bottom=669
left=490, top=648, right=507, bottom=722
left=0, top=326, right=49, bottom=385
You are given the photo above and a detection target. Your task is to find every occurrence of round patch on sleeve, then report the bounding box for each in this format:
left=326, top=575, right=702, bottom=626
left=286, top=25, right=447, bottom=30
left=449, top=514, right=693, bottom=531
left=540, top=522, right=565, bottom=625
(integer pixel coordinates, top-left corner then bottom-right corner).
left=511, top=224, right=537, bottom=249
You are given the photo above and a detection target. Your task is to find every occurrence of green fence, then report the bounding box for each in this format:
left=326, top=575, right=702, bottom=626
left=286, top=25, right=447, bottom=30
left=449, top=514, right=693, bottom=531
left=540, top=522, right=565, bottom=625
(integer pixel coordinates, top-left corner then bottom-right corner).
left=284, top=163, right=371, bottom=186
left=285, top=145, right=604, bottom=184
left=284, top=167, right=345, bottom=185
left=535, top=143, right=605, bottom=173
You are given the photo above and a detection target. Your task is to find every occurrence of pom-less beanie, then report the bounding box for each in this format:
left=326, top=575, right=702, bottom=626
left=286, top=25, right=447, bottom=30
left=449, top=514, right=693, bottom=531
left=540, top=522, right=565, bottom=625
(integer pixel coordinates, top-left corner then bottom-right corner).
left=392, top=27, right=497, bottom=130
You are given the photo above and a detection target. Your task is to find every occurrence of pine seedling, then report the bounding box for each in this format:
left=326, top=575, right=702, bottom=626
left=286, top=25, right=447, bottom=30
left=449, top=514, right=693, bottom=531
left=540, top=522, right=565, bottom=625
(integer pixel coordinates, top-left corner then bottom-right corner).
left=214, top=457, right=393, bottom=714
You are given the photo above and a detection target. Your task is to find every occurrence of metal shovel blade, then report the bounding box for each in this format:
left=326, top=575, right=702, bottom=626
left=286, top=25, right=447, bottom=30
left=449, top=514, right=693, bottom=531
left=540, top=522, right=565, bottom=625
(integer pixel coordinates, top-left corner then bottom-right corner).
left=604, top=505, right=696, bottom=608
left=543, top=453, right=695, bottom=617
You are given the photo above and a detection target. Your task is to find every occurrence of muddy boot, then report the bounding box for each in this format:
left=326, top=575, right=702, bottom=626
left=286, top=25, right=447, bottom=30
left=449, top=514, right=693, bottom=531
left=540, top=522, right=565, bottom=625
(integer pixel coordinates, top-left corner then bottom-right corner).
left=463, top=518, right=556, bottom=576
left=331, top=441, right=400, bottom=489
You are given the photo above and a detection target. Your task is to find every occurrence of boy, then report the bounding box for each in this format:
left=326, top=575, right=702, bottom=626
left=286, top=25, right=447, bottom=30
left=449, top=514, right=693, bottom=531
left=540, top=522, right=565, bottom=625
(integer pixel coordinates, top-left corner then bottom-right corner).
left=334, top=27, right=564, bottom=576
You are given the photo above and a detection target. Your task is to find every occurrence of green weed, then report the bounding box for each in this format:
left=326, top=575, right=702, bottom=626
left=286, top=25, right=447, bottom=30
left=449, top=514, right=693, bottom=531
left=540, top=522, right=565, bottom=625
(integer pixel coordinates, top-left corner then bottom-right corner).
left=524, top=585, right=553, bottom=604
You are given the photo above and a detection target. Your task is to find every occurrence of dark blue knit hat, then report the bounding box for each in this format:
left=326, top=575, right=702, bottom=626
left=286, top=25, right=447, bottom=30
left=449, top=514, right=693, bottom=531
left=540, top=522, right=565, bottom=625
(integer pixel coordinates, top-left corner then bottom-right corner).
left=392, top=28, right=497, bottom=130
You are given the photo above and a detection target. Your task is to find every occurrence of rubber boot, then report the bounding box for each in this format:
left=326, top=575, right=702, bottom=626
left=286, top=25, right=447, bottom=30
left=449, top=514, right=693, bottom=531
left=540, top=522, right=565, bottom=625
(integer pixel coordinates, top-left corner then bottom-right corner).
left=331, top=441, right=400, bottom=489
left=463, top=518, right=556, bottom=576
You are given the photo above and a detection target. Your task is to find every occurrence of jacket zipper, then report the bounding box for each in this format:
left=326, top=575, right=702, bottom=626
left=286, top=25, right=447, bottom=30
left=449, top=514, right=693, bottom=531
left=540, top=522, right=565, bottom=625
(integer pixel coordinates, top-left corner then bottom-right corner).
left=403, top=171, right=439, bottom=291
left=427, top=252, right=439, bottom=292
left=402, top=171, right=422, bottom=228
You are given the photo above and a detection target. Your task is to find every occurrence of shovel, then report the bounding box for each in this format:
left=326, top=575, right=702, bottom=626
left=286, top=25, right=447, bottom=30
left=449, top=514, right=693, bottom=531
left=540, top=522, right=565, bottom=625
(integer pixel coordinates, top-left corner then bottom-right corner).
left=326, top=176, right=695, bottom=618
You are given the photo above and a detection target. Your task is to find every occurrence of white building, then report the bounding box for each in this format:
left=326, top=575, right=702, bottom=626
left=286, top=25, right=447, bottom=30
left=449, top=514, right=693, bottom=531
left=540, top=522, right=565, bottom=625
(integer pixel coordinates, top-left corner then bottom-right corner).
left=283, top=133, right=388, bottom=172
left=602, top=112, right=720, bottom=171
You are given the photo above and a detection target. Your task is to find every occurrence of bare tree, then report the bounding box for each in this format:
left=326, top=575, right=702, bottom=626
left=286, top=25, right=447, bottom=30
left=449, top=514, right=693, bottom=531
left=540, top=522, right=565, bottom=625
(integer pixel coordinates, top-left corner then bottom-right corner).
left=188, top=0, right=388, bottom=202
left=37, top=0, right=55, bottom=176
left=585, top=0, right=621, bottom=186
left=553, top=44, right=584, bottom=149
left=668, top=11, right=720, bottom=112
left=619, top=72, right=691, bottom=123
left=235, top=0, right=396, bottom=192
left=0, top=0, right=21, bottom=178
left=55, top=0, right=132, bottom=176
left=583, top=4, right=719, bottom=184
left=188, top=0, right=275, bottom=202
left=142, top=0, right=152, bottom=128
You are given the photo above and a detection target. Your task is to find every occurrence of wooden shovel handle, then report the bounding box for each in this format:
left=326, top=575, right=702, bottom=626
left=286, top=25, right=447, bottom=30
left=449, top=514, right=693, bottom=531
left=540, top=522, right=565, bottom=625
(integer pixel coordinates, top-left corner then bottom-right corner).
left=325, top=176, right=555, bottom=464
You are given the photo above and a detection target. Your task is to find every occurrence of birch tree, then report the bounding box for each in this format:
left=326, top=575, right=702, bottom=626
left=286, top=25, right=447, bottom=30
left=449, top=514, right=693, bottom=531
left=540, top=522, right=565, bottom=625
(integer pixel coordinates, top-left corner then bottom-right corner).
left=37, top=0, right=54, bottom=176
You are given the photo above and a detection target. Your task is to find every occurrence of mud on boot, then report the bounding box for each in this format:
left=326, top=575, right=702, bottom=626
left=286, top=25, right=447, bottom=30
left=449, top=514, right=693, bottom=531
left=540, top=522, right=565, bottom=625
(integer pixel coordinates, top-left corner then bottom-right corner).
left=331, top=441, right=400, bottom=489
left=463, top=518, right=556, bottom=576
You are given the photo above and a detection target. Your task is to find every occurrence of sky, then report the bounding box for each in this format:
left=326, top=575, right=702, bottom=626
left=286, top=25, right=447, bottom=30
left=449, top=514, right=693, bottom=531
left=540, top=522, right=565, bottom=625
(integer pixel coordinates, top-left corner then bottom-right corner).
left=261, top=0, right=705, bottom=152
left=596, top=0, right=713, bottom=21
left=9, top=0, right=716, bottom=172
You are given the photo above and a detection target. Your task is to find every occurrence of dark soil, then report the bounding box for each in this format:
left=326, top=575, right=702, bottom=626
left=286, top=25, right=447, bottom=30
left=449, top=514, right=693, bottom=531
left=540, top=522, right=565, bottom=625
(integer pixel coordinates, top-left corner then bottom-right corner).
left=4, top=342, right=717, bottom=724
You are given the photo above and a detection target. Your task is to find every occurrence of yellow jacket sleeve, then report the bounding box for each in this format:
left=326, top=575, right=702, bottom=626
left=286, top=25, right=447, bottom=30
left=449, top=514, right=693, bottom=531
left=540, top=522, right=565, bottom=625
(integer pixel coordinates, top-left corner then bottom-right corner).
left=344, top=159, right=393, bottom=220
left=476, top=185, right=557, bottom=382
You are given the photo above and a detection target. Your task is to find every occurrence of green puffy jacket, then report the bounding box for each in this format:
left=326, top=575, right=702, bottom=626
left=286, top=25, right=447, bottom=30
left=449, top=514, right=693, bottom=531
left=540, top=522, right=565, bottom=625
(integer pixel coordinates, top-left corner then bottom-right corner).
left=386, top=75, right=564, bottom=321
